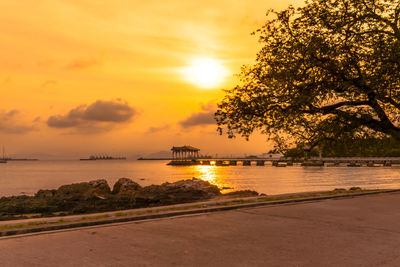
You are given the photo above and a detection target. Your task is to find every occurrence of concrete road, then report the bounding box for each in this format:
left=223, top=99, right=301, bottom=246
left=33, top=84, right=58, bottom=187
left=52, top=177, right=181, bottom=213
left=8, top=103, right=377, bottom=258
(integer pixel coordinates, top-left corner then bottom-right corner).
left=1, top=193, right=400, bottom=267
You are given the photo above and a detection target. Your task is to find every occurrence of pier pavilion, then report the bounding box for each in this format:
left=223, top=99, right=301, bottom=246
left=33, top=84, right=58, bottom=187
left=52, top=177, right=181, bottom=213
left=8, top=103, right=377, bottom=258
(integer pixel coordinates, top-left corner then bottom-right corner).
left=171, top=146, right=200, bottom=160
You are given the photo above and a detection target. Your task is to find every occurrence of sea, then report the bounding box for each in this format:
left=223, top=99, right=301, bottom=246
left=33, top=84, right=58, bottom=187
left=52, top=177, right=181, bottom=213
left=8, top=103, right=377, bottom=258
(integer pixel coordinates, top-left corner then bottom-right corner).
left=1, top=159, right=400, bottom=197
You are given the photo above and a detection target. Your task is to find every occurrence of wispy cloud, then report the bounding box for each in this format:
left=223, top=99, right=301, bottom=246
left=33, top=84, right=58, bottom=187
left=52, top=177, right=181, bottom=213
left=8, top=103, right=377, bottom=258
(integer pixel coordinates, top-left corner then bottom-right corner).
left=0, top=110, right=37, bottom=134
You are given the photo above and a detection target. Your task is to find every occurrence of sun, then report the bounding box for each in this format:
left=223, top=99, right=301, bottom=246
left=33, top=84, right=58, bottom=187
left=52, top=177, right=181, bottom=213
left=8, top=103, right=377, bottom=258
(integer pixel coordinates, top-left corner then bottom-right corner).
left=182, top=58, right=229, bottom=89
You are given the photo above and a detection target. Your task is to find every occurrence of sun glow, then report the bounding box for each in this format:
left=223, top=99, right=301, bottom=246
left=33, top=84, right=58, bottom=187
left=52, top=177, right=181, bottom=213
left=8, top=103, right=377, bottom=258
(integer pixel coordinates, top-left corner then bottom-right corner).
left=182, top=58, right=229, bottom=89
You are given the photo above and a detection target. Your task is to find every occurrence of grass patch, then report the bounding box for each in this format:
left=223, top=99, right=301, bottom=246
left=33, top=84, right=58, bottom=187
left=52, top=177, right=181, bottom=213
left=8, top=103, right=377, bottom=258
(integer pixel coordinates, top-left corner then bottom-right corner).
left=115, top=212, right=129, bottom=217
left=77, top=214, right=110, bottom=222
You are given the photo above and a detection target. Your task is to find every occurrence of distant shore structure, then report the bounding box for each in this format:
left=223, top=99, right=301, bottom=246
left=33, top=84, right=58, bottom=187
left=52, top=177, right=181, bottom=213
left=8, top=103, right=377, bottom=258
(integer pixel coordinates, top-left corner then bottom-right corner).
left=171, top=146, right=200, bottom=160
left=0, top=146, right=38, bottom=163
left=80, top=155, right=126, bottom=161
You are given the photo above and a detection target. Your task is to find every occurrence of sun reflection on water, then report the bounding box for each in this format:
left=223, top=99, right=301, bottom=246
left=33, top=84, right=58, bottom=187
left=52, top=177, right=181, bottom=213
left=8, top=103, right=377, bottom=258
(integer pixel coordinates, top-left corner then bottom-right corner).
left=194, top=165, right=234, bottom=192
left=195, top=165, right=217, bottom=183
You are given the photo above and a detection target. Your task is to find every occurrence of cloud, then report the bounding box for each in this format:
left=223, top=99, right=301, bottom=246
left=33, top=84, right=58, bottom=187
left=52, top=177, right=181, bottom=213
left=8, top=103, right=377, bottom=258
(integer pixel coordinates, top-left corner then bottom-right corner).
left=0, top=110, right=36, bottom=134
left=146, top=124, right=170, bottom=134
left=180, top=103, right=217, bottom=128
left=66, top=59, right=101, bottom=70
left=47, top=99, right=136, bottom=133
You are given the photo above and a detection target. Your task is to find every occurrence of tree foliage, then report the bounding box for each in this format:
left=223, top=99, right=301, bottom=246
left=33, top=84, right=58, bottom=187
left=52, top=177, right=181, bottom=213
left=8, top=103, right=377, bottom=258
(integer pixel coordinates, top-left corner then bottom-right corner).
left=284, top=137, right=400, bottom=157
left=216, top=0, right=400, bottom=150
left=322, top=137, right=400, bottom=156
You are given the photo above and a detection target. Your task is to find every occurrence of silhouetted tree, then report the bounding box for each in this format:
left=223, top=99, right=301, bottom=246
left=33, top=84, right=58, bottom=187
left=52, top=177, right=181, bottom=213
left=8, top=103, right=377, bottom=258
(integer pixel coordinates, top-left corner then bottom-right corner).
left=216, top=0, right=400, bottom=150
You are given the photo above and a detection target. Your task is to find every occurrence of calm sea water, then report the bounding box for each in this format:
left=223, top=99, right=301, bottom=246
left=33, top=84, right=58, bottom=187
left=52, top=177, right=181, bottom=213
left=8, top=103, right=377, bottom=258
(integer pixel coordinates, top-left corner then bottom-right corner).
left=1, top=159, right=400, bottom=197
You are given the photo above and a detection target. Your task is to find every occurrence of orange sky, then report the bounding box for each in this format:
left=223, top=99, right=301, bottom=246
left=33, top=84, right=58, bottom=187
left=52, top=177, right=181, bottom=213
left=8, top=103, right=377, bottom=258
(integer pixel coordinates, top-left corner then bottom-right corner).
left=0, top=0, right=303, bottom=158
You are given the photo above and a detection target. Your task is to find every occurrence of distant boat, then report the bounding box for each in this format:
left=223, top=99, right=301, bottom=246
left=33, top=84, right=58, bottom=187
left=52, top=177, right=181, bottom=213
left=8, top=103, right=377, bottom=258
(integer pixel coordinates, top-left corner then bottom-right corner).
left=80, top=155, right=126, bottom=161
left=347, top=163, right=361, bottom=167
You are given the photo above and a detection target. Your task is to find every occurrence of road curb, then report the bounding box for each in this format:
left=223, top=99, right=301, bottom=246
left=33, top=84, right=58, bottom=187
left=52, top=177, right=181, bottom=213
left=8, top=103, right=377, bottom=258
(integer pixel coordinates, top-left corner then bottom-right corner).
left=1, top=189, right=400, bottom=237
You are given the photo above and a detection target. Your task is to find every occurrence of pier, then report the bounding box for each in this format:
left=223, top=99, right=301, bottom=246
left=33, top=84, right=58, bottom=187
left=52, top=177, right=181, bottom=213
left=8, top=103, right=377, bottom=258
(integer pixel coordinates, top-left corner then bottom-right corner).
left=149, top=145, right=400, bottom=167
left=167, top=157, right=400, bottom=167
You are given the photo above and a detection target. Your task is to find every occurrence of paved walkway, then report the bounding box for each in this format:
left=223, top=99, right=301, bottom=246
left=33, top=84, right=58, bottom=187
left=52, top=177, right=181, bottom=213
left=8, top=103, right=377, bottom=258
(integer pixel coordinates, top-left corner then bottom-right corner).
left=2, top=193, right=400, bottom=266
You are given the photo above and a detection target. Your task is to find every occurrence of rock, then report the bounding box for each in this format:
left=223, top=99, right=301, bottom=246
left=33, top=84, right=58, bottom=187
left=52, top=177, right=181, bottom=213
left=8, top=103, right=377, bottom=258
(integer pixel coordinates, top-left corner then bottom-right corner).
left=56, top=182, right=91, bottom=198
left=221, top=186, right=234, bottom=190
left=0, top=178, right=225, bottom=218
left=140, top=178, right=221, bottom=205
left=46, top=180, right=112, bottom=214
left=88, top=179, right=111, bottom=194
left=35, top=189, right=56, bottom=198
left=55, top=179, right=111, bottom=200
left=112, top=178, right=142, bottom=194
left=333, top=188, right=346, bottom=192
left=349, top=187, right=362, bottom=191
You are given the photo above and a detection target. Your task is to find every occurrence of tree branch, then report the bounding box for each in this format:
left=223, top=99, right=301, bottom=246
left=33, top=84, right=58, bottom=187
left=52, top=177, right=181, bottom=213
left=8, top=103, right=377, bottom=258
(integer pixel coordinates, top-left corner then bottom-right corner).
left=318, top=101, right=370, bottom=112
left=381, top=96, right=400, bottom=109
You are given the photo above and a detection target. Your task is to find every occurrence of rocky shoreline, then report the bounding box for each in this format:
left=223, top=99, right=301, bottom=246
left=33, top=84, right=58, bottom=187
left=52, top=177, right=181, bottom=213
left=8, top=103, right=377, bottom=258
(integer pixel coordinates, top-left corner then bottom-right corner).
left=0, top=178, right=259, bottom=220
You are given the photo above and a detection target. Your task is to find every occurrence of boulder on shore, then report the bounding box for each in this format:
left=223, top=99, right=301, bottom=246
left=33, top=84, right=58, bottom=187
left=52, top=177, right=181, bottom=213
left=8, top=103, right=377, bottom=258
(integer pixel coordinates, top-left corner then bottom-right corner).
left=139, top=178, right=221, bottom=205
left=112, top=178, right=142, bottom=195
left=55, top=179, right=111, bottom=200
